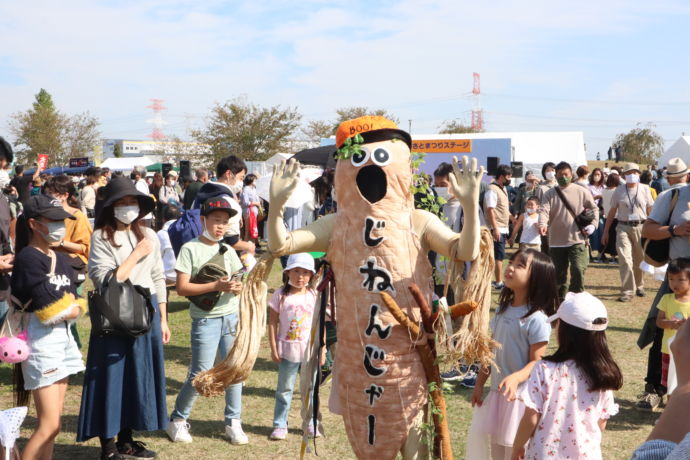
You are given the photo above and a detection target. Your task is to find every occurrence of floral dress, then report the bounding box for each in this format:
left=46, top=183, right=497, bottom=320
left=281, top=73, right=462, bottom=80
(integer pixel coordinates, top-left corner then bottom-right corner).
left=520, top=359, right=618, bottom=460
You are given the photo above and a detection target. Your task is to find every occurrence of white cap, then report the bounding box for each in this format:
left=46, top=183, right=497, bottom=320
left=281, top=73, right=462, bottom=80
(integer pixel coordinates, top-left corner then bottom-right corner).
left=168, top=170, right=178, bottom=177
left=284, top=253, right=315, bottom=273
left=548, top=292, right=608, bottom=331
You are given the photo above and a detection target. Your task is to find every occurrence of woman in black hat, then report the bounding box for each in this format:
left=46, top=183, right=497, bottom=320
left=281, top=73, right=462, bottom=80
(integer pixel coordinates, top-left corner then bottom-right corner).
left=76, top=177, right=169, bottom=460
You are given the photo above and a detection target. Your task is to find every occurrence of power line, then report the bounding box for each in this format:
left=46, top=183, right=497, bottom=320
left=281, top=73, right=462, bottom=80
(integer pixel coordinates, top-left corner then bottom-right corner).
left=484, top=92, right=690, bottom=107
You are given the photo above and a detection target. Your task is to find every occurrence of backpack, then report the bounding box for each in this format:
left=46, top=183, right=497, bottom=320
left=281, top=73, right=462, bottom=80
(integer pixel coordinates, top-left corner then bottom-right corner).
left=167, top=182, right=234, bottom=257
left=168, top=208, right=203, bottom=257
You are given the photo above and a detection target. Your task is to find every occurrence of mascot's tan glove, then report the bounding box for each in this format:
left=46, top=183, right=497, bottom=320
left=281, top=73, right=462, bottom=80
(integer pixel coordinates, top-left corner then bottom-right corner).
left=424, top=156, right=484, bottom=261
left=266, top=159, right=334, bottom=256
left=442, top=155, right=485, bottom=261
left=267, top=159, right=301, bottom=254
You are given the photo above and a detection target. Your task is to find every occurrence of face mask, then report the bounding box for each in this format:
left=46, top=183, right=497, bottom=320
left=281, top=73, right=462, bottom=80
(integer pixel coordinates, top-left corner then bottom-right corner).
left=169, top=181, right=176, bottom=187
left=557, top=176, right=571, bottom=187
left=434, top=187, right=451, bottom=201
left=38, top=221, right=66, bottom=243
left=114, top=205, right=140, bottom=224
left=526, top=208, right=537, bottom=214
left=202, top=220, right=223, bottom=242
left=545, top=171, right=556, bottom=181
left=230, top=183, right=242, bottom=195
left=626, top=173, right=640, bottom=184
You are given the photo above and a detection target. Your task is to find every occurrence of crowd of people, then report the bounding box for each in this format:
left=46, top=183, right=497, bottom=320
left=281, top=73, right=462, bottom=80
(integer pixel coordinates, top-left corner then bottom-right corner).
left=2, top=128, right=690, bottom=459
left=428, top=155, right=690, bottom=457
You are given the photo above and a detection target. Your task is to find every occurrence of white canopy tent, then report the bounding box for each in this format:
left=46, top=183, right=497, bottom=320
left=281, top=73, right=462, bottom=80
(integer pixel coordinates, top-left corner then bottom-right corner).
left=413, top=131, right=587, bottom=177
left=100, top=156, right=154, bottom=172
left=659, top=136, right=690, bottom=168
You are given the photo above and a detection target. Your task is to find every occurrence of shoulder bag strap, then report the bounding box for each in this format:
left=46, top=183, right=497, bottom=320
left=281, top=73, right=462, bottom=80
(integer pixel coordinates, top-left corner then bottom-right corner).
left=47, top=250, right=57, bottom=277
left=666, top=189, right=680, bottom=226
left=554, top=186, right=589, bottom=239
left=9, top=295, right=31, bottom=313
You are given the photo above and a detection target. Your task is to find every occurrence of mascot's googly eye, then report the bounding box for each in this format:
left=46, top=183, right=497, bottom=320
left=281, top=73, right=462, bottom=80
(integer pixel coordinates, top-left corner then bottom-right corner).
left=372, top=148, right=391, bottom=166
left=351, top=147, right=371, bottom=167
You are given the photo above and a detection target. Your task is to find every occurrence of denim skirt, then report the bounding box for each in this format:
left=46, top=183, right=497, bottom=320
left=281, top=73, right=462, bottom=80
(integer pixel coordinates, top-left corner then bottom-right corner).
left=76, top=295, right=167, bottom=441
left=22, top=315, right=84, bottom=390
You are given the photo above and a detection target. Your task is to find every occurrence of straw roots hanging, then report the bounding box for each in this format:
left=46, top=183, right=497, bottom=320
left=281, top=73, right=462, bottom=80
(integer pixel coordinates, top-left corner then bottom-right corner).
left=193, top=254, right=274, bottom=397
left=434, top=227, right=500, bottom=370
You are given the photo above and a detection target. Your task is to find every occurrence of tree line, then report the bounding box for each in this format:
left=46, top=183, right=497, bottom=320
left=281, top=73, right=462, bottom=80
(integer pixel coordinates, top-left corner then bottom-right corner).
left=7, top=89, right=666, bottom=165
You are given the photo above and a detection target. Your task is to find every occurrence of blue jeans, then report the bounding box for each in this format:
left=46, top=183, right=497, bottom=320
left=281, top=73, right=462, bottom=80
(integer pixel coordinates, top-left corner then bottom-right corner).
left=171, top=313, right=242, bottom=424
left=273, top=359, right=301, bottom=428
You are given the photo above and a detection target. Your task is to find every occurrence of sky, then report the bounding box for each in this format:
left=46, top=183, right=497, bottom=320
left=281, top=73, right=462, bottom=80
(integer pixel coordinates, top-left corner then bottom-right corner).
left=2, top=0, right=690, bottom=161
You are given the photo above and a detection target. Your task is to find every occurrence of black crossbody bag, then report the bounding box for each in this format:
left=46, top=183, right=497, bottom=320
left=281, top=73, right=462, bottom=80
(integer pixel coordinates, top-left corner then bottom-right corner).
left=641, top=188, right=680, bottom=267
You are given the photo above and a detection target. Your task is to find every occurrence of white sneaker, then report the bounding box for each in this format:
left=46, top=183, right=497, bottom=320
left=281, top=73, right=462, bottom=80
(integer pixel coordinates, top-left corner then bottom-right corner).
left=225, top=419, right=249, bottom=445
left=166, top=418, right=193, bottom=443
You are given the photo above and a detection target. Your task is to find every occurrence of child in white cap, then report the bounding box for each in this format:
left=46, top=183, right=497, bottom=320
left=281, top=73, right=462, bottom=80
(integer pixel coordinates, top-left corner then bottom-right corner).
left=512, top=292, right=622, bottom=460
left=268, top=253, right=319, bottom=440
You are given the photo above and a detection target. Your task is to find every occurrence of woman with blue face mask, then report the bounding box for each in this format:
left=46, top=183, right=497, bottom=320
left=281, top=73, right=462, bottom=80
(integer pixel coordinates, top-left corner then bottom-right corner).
left=77, top=176, right=169, bottom=460
left=10, top=194, right=85, bottom=460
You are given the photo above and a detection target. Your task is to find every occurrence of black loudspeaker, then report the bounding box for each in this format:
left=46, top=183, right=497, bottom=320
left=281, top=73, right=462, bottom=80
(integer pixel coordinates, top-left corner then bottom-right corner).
left=487, top=157, right=499, bottom=176
left=511, top=161, right=524, bottom=178
left=179, top=160, right=191, bottom=179
left=162, top=163, right=173, bottom=177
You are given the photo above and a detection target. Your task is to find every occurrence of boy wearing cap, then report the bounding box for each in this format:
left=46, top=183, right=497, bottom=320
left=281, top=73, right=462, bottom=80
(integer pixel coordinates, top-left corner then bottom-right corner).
left=167, top=196, right=248, bottom=445
left=602, top=162, right=654, bottom=302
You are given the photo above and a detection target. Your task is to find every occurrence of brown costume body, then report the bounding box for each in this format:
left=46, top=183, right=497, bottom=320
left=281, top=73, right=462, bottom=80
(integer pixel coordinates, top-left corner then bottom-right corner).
left=264, top=116, right=485, bottom=460
left=328, top=139, right=433, bottom=459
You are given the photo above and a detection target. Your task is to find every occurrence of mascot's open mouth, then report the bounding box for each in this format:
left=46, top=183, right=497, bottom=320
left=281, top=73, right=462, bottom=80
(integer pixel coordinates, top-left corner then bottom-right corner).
left=356, top=165, right=387, bottom=204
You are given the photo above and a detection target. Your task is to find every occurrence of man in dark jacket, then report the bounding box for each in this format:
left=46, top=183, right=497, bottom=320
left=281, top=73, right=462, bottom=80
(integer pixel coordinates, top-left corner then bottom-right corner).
left=183, top=168, right=208, bottom=210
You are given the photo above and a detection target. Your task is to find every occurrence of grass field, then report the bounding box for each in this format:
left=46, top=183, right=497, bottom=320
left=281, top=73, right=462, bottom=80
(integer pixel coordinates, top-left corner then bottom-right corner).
left=0, top=255, right=661, bottom=459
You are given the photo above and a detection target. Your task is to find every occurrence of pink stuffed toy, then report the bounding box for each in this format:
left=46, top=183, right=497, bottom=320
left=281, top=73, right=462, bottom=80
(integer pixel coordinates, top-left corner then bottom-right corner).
left=0, top=332, right=30, bottom=364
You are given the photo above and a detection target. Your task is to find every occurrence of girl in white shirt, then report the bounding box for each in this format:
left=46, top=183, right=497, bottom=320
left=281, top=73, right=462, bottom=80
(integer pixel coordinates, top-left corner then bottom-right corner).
left=508, top=197, right=541, bottom=251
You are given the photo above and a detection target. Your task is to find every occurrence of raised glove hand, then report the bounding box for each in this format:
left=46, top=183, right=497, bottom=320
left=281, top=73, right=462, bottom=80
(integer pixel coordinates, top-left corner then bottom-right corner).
left=448, top=155, right=485, bottom=210
left=270, top=159, right=301, bottom=209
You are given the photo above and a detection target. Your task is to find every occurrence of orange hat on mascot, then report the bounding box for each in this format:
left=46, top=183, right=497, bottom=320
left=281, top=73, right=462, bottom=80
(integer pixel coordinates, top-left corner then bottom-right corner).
left=335, top=115, right=411, bottom=149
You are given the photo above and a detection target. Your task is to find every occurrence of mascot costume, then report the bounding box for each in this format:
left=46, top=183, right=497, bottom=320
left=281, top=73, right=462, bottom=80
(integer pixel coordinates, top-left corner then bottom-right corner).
left=194, top=116, right=494, bottom=460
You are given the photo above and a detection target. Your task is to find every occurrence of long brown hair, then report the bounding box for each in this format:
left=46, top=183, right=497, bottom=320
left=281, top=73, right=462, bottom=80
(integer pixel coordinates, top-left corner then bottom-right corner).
left=545, top=321, right=623, bottom=392
left=149, top=172, right=165, bottom=195
left=94, top=201, right=145, bottom=248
